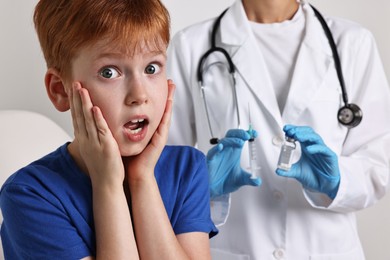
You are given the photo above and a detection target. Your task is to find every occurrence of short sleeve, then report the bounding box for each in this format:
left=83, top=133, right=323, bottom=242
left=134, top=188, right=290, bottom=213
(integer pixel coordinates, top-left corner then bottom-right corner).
left=173, top=152, right=218, bottom=238
left=1, top=183, right=91, bottom=259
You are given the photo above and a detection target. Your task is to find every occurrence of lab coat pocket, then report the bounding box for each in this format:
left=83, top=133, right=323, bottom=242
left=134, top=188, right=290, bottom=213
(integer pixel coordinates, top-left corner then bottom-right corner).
left=313, top=64, right=343, bottom=101
left=309, top=246, right=364, bottom=260
left=211, top=248, right=250, bottom=260
left=299, top=82, right=346, bottom=140
left=312, top=80, right=341, bottom=103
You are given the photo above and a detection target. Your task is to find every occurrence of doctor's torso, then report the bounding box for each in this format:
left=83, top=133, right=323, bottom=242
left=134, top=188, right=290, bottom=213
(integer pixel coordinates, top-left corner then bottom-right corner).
left=167, top=1, right=388, bottom=259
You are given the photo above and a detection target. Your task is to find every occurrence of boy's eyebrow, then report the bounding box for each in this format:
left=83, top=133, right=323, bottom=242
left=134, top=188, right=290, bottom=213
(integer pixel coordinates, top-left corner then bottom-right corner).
left=149, top=50, right=167, bottom=58
left=137, top=49, right=167, bottom=59
left=94, top=52, right=123, bottom=60
left=93, top=50, right=166, bottom=60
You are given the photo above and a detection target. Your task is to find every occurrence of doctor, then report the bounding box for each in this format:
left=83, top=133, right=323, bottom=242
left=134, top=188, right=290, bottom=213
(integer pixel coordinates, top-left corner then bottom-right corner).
left=167, top=0, right=390, bottom=259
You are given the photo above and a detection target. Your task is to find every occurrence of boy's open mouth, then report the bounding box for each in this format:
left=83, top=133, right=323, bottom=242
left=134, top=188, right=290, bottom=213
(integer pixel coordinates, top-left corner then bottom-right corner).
left=125, top=119, right=149, bottom=134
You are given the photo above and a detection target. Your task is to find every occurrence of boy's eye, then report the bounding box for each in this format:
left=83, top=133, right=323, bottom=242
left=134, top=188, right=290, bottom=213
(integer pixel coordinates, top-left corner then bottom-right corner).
left=99, top=67, right=120, bottom=79
left=145, top=64, right=161, bottom=75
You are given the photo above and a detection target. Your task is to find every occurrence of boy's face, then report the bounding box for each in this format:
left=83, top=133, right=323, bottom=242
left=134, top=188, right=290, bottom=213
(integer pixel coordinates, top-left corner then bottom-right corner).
left=69, top=39, right=168, bottom=156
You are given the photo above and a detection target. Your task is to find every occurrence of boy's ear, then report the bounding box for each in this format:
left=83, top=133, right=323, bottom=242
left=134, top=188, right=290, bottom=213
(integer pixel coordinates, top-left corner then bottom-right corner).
left=45, top=68, right=70, bottom=112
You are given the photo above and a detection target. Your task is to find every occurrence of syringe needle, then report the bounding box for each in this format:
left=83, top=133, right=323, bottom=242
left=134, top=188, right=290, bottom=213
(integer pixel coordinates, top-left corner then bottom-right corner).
left=248, top=103, right=254, bottom=141
left=248, top=103, right=259, bottom=179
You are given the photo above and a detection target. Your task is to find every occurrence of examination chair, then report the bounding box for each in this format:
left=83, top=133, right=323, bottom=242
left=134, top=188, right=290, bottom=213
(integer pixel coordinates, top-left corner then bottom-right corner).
left=0, top=110, right=71, bottom=259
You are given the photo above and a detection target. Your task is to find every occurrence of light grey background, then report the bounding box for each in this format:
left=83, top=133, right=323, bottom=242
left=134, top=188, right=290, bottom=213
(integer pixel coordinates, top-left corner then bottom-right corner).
left=1, top=0, right=389, bottom=135
left=1, top=1, right=389, bottom=259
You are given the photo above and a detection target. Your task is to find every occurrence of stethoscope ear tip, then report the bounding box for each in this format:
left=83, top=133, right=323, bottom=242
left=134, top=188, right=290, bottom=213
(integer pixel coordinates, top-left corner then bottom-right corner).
left=210, top=138, right=219, bottom=145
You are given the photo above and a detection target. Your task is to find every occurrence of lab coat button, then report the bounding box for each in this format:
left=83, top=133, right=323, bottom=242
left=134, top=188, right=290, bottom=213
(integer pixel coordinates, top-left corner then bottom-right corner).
left=273, top=190, right=284, bottom=200
left=273, top=248, right=285, bottom=259
left=272, top=136, right=283, bottom=146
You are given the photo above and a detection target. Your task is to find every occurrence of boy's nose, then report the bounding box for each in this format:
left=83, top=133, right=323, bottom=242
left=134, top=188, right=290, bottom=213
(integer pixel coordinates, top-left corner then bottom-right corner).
left=125, top=79, right=148, bottom=105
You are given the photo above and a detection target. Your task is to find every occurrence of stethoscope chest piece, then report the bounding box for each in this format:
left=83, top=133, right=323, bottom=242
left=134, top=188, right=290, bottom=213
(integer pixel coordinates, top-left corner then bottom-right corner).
left=337, top=103, right=363, bottom=128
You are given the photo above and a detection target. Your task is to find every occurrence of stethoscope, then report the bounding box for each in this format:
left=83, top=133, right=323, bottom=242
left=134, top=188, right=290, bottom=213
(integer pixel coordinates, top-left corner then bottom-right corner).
left=197, top=4, right=363, bottom=145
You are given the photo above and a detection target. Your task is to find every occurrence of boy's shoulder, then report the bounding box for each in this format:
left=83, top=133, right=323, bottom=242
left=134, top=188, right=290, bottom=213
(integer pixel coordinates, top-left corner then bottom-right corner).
left=1, top=143, right=83, bottom=191
left=156, top=145, right=207, bottom=177
left=162, top=145, right=205, bottom=160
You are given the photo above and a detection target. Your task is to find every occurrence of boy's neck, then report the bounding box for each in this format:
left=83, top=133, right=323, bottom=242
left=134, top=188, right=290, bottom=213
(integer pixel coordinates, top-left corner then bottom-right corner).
left=242, top=0, right=299, bottom=23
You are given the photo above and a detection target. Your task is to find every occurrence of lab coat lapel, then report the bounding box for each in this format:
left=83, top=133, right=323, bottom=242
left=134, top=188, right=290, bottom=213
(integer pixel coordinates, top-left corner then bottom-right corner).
left=220, top=1, right=283, bottom=126
left=282, top=4, right=333, bottom=123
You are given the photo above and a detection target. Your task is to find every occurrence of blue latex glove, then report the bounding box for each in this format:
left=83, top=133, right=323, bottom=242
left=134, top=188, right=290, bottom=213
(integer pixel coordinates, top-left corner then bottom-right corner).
left=207, top=129, right=262, bottom=199
left=275, top=125, right=340, bottom=199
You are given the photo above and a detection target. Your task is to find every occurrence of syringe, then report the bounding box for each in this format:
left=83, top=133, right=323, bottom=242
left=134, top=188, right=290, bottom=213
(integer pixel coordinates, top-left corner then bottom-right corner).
left=248, top=105, right=260, bottom=179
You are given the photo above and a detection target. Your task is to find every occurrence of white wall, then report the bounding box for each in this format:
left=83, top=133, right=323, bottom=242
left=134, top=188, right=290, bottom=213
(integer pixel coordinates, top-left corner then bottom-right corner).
left=0, top=0, right=71, bottom=135
left=1, top=1, right=389, bottom=259
left=1, top=0, right=389, bottom=134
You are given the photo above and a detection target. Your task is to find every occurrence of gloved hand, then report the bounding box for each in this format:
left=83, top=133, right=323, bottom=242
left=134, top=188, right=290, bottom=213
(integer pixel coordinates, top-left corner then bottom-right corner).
left=276, top=125, right=340, bottom=199
left=207, top=129, right=262, bottom=199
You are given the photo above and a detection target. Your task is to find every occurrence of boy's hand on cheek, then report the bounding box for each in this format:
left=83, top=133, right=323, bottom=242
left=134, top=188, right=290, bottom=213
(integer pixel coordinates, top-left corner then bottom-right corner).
left=124, top=80, right=176, bottom=182
left=70, top=82, right=124, bottom=188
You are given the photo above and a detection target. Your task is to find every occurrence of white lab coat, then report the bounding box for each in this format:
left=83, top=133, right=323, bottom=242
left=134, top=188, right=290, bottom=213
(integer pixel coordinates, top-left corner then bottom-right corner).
left=167, top=1, right=390, bottom=259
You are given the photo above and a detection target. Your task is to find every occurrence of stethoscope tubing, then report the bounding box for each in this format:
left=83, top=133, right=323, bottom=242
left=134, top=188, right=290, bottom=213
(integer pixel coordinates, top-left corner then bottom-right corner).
left=197, top=4, right=362, bottom=144
left=310, top=5, right=349, bottom=105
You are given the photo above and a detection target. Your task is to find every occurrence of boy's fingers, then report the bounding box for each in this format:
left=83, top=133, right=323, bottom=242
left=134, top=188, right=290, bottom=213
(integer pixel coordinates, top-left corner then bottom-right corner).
left=79, top=87, right=99, bottom=142
left=167, top=79, right=176, bottom=101
left=156, top=80, right=175, bottom=133
left=74, top=83, right=88, bottom=139
left=71, top=82, right=85, bottom=137
left=163, top=80, right=176, bottom=127
left=92, top=106, right=114, bottom=144
left=149, top=80, right=175, bottom=154
left=69, top=83, right=78, bottom=134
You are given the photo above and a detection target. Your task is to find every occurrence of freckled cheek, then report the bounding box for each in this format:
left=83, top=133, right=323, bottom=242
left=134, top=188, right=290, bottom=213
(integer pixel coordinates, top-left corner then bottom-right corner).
left=87, top=94, right=118, bottom=129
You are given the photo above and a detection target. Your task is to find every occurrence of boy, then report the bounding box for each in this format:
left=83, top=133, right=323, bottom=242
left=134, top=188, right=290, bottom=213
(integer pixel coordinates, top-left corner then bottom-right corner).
left=0, top=0, right=217, bottom=259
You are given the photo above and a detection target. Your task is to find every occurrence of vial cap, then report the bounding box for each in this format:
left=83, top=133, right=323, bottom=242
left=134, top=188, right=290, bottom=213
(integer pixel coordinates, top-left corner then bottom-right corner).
left=285, top=136, right=295, bottom=142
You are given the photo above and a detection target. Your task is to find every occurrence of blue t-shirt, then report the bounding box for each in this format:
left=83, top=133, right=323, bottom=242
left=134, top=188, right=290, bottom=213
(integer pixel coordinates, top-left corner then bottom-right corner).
left=0, top=143, right=217, bottom=259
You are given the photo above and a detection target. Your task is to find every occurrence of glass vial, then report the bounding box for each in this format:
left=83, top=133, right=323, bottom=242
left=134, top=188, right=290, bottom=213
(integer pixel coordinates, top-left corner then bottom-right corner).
left=277, top=136, right=296, bottom=171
